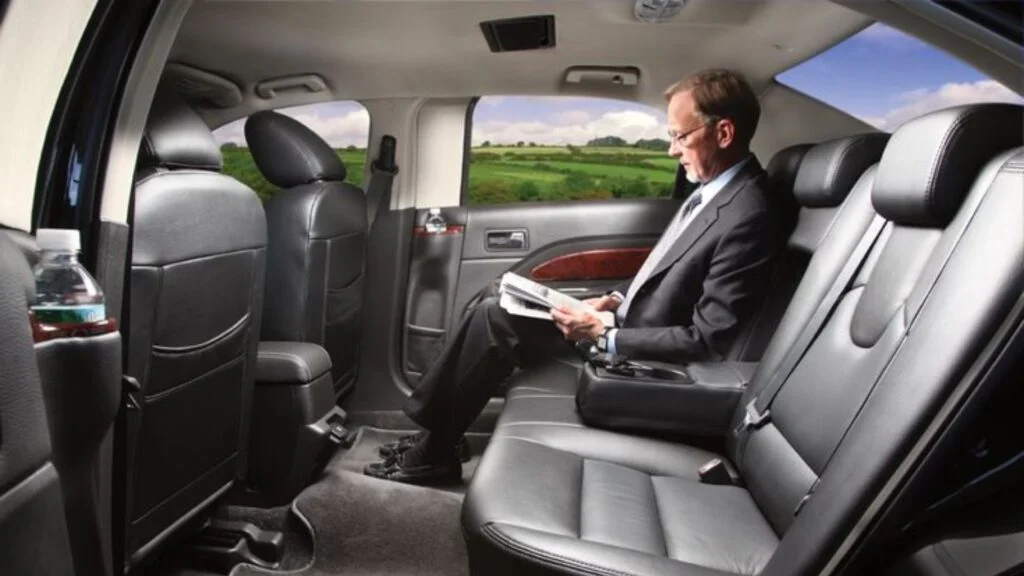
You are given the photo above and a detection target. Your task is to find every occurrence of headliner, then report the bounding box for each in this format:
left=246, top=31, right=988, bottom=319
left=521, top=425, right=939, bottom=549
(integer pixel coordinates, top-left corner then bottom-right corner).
left=169, top=0, right=872, bottom=125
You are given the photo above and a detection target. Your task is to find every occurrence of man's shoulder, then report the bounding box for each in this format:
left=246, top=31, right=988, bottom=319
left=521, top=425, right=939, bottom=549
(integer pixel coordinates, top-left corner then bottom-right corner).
left=722, top=165, right=772, bottom=215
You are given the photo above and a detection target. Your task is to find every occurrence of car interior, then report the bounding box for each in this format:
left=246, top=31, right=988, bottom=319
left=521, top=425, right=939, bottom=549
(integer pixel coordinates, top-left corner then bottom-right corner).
left=1, top=1, right=1023, bottom=575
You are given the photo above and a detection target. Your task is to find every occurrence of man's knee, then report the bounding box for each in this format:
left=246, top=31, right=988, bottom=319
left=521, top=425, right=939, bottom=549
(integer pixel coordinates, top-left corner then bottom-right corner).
left=475, top=296, right=504, bottom=321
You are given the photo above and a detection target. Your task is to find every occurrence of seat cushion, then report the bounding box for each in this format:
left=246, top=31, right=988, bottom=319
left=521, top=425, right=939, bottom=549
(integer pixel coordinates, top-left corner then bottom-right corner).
left=464, top=436, right=778, bottom=576
left=505, top=356, right=583, bottom=399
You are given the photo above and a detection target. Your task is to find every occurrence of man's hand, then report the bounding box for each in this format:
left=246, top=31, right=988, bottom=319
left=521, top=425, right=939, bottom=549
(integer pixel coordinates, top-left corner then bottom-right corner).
left=551, top=306, right=605, bottom=342
left=583, top=294, right=622, bottom=312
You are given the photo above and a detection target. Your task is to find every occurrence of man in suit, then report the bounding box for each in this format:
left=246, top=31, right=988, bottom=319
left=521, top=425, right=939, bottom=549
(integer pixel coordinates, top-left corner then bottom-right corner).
left=366, top=69, right=779, bottom=485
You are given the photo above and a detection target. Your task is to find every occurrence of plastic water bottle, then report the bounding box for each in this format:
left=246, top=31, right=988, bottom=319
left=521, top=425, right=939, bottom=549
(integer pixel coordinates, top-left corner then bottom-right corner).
left=424, top=208, right=447, bottom=234
left=29, top=228, right=117, bottom=342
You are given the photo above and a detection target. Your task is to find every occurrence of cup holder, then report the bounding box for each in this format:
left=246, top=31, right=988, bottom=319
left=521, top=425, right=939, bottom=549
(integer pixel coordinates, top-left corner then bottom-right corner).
left=598, top=361, right=691, bottom=382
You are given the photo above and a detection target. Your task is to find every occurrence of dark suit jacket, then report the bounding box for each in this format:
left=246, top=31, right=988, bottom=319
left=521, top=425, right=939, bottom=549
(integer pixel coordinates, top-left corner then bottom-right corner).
left=614, top=157, right=779, bottom=362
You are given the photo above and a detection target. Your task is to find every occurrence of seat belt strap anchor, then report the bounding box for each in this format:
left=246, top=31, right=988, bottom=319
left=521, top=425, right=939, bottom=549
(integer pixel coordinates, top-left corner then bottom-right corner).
left=741, top=399, right=771, bottom=431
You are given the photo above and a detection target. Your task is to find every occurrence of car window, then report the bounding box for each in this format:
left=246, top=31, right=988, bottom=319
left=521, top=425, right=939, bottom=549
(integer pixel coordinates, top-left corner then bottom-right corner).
left=213, top=100, right=369, bottom=202
left=464, top=96, right=675, bottom=205
left=777, top=22, right=1023, bottom=132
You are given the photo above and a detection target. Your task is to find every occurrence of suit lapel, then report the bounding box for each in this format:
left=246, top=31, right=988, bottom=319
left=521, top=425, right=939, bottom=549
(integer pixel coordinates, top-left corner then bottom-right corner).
left=644, top=159, right=762, bottom=282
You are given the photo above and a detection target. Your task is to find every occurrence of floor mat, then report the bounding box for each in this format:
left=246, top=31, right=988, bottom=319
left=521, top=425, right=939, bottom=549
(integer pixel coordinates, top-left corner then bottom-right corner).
left=230, top=470, right=468, bottom=576
left=229, top=427, right=475, bottom=576
left=329, top=427, right=480, bottom=495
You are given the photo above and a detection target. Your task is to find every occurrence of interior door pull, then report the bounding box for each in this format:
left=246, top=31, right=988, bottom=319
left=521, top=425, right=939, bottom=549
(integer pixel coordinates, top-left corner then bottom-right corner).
left=487, top=230, right=527, bottom=250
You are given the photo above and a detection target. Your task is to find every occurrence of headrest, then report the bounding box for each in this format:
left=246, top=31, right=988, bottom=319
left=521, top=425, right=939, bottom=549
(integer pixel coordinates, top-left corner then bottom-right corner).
left=874, top=104, right=1023, bottom=227
left=793, top=133, right=889, bottom=208
left=140, top=91, right=222, bottom=171
left=244, top=110, right=347, bottom=188
left=765, top=143, right=813, bottom=197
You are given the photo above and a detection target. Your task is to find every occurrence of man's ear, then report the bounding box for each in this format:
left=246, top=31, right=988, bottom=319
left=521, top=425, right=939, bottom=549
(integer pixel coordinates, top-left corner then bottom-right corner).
left=717, top=119, right=736, bottom=149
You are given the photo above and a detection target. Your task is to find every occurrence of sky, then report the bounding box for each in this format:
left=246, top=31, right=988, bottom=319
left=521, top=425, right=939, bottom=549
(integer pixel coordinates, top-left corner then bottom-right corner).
left=213, top=23, right=1023, bottom=147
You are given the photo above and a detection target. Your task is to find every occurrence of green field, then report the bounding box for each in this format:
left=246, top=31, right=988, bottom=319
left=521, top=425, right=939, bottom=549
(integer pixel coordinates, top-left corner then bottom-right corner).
left=221, top=143, right=675, bottom=205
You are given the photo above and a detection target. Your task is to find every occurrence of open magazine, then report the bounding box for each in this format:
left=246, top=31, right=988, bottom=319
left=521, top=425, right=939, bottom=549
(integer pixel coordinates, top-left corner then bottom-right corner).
left=498, top=272, right=616, bottom=327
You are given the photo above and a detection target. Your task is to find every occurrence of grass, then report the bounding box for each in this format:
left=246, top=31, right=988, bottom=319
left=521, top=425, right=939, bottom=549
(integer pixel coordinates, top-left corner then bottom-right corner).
left=220, top=144, right=675, bottom=205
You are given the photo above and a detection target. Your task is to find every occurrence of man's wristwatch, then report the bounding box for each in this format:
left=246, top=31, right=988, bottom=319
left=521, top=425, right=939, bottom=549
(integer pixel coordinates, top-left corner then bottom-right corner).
left=595, top=327, right=612, bottom=353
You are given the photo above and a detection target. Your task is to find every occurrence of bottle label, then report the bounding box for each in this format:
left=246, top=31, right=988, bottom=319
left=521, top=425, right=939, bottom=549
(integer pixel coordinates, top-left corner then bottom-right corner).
left=30, top=304, right=106, bottom=325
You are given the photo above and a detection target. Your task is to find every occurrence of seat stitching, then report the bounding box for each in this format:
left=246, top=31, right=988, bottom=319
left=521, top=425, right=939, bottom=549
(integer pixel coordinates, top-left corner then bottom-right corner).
left=649, top=475, right=670, bottom=559
left=481, top=523, right=642, bottom=576
left=577, top=458, right=586, bottom=540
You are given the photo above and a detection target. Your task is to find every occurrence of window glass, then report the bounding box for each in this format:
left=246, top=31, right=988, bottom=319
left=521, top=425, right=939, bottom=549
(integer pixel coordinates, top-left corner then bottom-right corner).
left=213, top=101, right=369, bottom=202
left=777, top=22, right=1023, bottom=132
left=465, top=96, right=675, bottom=205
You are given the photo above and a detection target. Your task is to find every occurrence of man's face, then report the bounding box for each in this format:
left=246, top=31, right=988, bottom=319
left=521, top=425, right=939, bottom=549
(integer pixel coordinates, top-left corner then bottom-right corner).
left=667, top=90, right=723, bottom=184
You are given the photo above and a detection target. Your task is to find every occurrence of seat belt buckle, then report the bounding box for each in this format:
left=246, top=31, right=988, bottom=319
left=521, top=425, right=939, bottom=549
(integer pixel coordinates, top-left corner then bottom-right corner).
left=740, top=399, right=770, bottom=431
left=697, top=458, right=741, bottom=486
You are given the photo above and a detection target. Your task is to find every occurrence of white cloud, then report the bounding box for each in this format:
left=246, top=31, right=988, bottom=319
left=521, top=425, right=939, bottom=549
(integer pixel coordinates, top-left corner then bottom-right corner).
left=212, top=107, right=370, bottom=147
left=472, top=108, right=666, bottom=145
left=286, top=108, right=370, bottom=147
left=553, top=110, right=591, bottom=125
left=863, top=80, right=1024, bottom=131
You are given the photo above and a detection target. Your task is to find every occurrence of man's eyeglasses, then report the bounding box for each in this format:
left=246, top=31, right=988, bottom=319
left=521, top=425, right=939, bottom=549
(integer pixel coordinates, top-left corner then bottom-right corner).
left=668, top=117, right=719, bottom=147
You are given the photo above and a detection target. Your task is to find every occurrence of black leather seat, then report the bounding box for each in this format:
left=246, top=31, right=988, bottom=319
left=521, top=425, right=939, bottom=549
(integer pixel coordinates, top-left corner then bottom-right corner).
left=0, top=233, right=75, bottom=575
left=729, top=135, right=887, bottom=361
left=462, top=104, right=1024, bottom=576
left=124, top=91, right=267, bottom=565
left=244, top=110, right=367, bottom=399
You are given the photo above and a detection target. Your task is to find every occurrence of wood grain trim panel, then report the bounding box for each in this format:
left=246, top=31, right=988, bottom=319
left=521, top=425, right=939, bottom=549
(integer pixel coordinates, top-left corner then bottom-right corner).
left=530, top=247, right=652, bottom=282
left=414, top=224, right=465, bottom=237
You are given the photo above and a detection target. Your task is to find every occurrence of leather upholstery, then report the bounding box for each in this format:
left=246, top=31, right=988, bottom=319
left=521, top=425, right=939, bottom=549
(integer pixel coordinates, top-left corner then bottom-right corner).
left=125, top=92, right=267, bottom=563
left=872, top=103, right=1023, bottom=226
left=463, top=105, right=1024, bottom=576
left=763, top=143, right=812, bottom=239
left=245, top=110, right=347, bottom=187
left=574, top=361, right=750, bottom=436
left=465, top=437, right=776, bottom=576
left=246, top=111, right=367, bottom=397
left=256, top=341, right=332, bottom=385
left=139, top=90, right=222, bottom=171
left=793, top=133, right=889, bottom=207
left=0, top=233, right=76, bottom=576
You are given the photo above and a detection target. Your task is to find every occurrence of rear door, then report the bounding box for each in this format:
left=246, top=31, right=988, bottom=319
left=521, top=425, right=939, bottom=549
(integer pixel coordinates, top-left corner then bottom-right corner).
left=400, top=95, right=688, bottom=386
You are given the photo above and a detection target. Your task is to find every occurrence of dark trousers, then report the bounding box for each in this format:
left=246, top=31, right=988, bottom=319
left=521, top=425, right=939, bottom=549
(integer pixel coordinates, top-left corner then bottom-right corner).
left=403, top=295, right=572, bottom=443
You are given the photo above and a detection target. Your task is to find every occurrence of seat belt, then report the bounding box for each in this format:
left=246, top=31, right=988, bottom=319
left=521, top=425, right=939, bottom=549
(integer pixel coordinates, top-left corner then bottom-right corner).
left=365, top=135, right=398, bottom=229
left=735, top=214, right=888, bottom=455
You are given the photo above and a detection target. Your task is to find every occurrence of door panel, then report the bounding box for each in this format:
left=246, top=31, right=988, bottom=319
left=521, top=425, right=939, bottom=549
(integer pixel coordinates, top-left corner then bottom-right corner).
left=401, top=198, right=679, bottom=386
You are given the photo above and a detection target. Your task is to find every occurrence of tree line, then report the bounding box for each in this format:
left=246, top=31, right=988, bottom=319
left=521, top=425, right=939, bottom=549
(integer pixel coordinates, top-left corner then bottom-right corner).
left=478, top=137, right=669, bottom=150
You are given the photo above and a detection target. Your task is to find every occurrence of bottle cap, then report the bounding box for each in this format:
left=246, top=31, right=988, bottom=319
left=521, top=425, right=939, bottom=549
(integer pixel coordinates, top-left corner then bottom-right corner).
left=36, top=229, right=81, bottom=252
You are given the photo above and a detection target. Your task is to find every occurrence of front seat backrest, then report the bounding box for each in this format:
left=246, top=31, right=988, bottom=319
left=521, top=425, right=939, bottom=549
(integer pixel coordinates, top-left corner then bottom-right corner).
left=125, top=91, right=267, bottom=565
left=244, top=110, right=367, bottom=399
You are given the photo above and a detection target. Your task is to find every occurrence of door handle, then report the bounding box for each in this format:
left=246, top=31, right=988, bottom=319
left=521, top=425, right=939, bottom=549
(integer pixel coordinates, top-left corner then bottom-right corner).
left=486, top=230, right=528, bottom=251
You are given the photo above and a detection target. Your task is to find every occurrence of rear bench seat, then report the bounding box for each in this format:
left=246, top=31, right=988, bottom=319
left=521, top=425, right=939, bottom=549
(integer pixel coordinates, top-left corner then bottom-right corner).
left=502, top=133, right=889, bottom=417
left=462, top=104, right=1024, bottom=576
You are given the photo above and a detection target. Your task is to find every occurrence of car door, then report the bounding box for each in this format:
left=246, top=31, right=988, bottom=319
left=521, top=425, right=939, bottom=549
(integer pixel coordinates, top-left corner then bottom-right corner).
left=398, top=95, right=691, bottom=386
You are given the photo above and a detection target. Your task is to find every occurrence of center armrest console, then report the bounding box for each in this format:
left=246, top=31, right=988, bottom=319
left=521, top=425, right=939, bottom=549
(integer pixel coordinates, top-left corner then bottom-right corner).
left=575, top=360, right=756, bottom=437
left=244, top=342, right=348, bottom=506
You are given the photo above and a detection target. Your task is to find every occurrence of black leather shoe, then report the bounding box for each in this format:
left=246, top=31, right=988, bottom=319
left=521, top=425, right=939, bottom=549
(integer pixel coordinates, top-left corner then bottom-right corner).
left=363, top=452, right=462, bottom=486
left=378, top=434, right=472, bottom=463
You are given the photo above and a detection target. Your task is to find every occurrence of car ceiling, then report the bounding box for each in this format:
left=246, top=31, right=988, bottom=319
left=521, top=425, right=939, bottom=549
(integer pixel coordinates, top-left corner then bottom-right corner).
left=168, top=0, right=872, bottom=125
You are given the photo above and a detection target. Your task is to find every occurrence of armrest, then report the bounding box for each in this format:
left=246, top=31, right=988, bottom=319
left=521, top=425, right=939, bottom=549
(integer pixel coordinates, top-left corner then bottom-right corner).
left=575, top=360, right=754, bottom=437
left=256, top=342, right=332, bottom=385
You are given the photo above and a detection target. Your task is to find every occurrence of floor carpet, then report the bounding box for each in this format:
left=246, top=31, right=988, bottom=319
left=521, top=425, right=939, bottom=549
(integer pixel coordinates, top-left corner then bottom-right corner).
left=230, top=426, right=474, bottom=576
